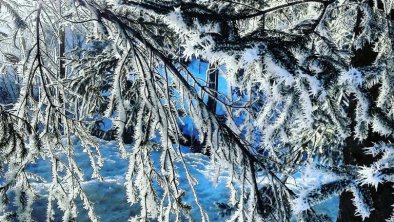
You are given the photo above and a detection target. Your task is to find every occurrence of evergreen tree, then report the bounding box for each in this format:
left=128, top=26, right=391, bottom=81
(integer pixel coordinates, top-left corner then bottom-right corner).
left=0, top=0, right=393, bottom=221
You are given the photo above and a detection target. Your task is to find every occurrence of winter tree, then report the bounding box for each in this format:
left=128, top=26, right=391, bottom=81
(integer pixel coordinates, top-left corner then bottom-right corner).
left=0, top=0, right=393, bottom=221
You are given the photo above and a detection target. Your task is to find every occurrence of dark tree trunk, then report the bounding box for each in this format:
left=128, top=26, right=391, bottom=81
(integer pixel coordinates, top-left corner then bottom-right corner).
left=337, top=3, right=394, bottom=220
left=59, top=27, right=66, bottom=79
left=173, top=62, right=220, bottom=154
left=338, top=88, right=394, bottom=221
left=198, top=64, right=219, bottom=156
left=206, top=64, right=219, bottom=113
left=56, top=26, right=66, bottom=129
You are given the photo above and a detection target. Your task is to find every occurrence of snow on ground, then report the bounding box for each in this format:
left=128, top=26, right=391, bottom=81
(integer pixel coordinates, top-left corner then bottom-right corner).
left=25, top=139, right=339, bottom=221
left=28, top=140, right=132, bottom=222
left=27, top=140, right=230, bottom=222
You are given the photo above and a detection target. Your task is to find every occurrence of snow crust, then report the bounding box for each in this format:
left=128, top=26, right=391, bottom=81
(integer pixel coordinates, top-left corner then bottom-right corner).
left=26, top=140, right=338, bottom=221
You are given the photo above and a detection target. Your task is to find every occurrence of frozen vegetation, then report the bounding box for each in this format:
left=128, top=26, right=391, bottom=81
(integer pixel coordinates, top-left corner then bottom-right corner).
left=27, top=139, right=338, bottom=221
left=0, top=0, right=393, bottom=221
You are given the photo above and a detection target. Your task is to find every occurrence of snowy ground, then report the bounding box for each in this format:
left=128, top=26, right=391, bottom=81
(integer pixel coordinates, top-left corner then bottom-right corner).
left=27, top=140, right=230, bottom=222
left=25, top=139, right=338, bottom=221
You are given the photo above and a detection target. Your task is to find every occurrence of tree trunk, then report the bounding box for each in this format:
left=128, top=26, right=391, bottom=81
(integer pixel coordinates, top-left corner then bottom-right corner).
left=200, top=64, right=219, bottom=156
left=206, top=64, right=219, bottom=114
left=59, top=27, right=65, bottom=79
left=57, top=26, right=67, bottom=131
left=337, top=5, right=394, bottom=220
left=338, top=89, right=394, bottom=221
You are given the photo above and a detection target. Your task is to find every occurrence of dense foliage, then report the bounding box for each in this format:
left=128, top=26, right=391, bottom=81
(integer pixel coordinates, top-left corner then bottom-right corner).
left=0, top=0, right=393, bottom=221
